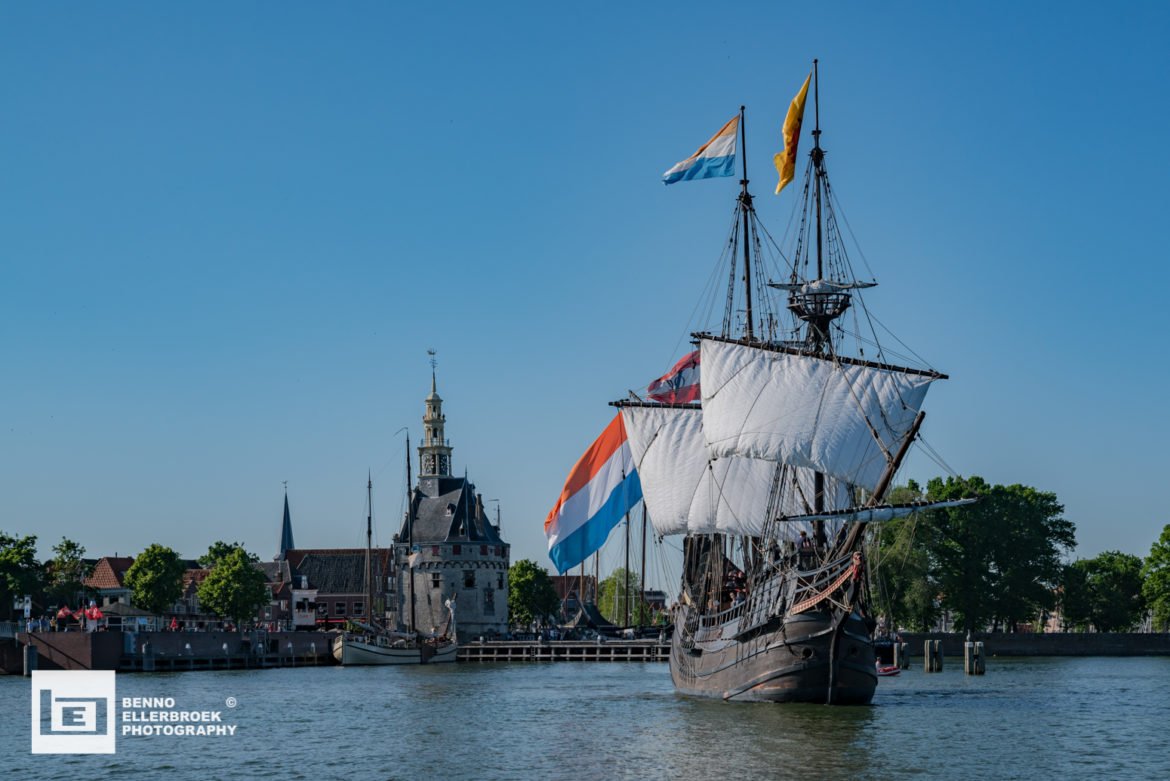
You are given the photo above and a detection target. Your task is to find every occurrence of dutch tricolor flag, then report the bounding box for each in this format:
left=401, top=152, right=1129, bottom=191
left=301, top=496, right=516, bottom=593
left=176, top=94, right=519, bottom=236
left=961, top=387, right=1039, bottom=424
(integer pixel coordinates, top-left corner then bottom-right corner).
left=545, top=414, right=642, bottom=574
left=662, top=115, right=739, bottom=184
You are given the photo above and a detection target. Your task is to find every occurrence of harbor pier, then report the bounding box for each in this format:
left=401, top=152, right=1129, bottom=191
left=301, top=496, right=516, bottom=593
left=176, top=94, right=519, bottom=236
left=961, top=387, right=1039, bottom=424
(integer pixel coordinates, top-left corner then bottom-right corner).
left=4, top=631, right=671, bottom=673
left=458, top=639, right=669, bottom=662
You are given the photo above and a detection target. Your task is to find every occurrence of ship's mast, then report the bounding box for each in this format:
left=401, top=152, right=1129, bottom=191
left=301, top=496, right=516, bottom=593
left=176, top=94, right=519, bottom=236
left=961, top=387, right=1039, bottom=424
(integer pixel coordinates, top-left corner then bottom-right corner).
left=365, top=473, right=374, bottom=627
left=812, top=59, right=824, bottom=283
left=785, top=59, right=852, bottom=359
left=406, top=432, right=417, bottom=634
left=738, top=105, right=755, bottom=342
left=806, top=60, right=837, bottom=534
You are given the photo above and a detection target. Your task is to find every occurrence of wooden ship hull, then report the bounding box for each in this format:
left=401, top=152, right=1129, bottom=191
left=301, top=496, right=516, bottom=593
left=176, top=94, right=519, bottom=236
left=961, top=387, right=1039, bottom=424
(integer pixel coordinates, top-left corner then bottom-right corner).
left=669, top=552, right=877, bottom=704
left=670, top=605, right=876, bottom=703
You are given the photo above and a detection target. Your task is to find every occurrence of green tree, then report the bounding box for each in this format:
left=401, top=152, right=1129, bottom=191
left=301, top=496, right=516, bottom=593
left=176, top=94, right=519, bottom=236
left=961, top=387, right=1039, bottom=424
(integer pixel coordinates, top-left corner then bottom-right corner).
left=196, top=547, right=269, bottom=625
left=1143, top=524, right=1170, bottom=631
left=0, top=532, right=42, bottom=620
left=920, top=476, right=996, bottom=633
left=47, top=537, right=94, bottom=606
left=198, top=541, right=259, bottom=569
left=924, top=476, right=1074, bottom=633
left=598, top=567, right=652, bottom=626
left=507, top=559, right=559, bottom=627
left=124, top=544, right=186, bottom=616
left=1062, top=551, right=1145, bottom=632
left=1059, top=562, right=1092, bottom=631
left=872, top=481, right=942, bottom=632
left=872, top=520, right=940, bottom=632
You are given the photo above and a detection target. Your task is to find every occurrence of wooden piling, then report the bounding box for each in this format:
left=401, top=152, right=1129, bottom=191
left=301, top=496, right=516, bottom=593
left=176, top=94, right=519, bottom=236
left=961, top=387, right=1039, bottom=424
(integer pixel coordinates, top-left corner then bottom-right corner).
left=893, top=641, right=909, bottom=669
left=23, top=643, right=37, bottom=676
left=925, top=639, right=942, bottom=672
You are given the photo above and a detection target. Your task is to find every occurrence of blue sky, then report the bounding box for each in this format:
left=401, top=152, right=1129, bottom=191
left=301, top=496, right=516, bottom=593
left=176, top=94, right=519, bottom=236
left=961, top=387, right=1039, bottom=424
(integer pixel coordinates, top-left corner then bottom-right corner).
left=2, top=2, right=1168, bottom=587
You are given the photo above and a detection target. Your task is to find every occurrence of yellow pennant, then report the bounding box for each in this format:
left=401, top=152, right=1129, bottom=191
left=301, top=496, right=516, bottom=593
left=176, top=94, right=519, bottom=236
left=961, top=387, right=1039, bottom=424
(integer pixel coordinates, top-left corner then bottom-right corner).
left=773, top=72, right=812, bottom=194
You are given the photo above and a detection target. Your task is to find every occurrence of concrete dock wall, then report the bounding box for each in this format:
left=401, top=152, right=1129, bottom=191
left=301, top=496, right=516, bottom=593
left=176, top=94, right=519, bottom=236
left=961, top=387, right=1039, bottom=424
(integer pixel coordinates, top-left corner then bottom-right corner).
left=11, top=630, right=337, bottom=671
left=899, top=632, right=1170, bottom=656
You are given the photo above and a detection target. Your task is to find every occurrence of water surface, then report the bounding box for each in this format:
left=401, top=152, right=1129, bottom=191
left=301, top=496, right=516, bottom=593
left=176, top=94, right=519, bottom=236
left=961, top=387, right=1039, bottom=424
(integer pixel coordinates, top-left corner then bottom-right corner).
left=5, top=656, right=1168, bottom=779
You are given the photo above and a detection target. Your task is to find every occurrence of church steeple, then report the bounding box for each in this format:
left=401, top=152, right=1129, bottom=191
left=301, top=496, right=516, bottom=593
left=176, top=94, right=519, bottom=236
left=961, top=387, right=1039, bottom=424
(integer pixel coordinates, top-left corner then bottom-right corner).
left=277, top=486, right=295, bottom=561
left=418, top=350, right=453, bottom=476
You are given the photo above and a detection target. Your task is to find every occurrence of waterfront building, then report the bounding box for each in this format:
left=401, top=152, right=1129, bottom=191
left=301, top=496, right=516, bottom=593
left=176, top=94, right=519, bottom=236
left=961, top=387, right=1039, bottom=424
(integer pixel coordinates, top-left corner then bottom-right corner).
left=282, top=548, right=393, bottom=628
left=392, top=371, right=510, bottom=642
left=84, top=556, right=134, bottom=607
left=270, top=491, right=394, bottom=629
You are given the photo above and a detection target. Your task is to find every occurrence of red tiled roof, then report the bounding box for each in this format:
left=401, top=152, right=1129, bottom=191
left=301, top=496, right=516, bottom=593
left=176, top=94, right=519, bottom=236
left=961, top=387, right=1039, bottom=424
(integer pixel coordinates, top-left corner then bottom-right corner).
left=84, top=557, right=134, bottom=590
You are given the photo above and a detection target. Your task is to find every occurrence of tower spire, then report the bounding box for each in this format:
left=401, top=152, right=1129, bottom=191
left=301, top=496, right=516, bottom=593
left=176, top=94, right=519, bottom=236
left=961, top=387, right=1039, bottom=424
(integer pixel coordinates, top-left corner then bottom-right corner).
left=418, top=350, right=453, bottom=476
left=278, top=486, right=295, bottom=561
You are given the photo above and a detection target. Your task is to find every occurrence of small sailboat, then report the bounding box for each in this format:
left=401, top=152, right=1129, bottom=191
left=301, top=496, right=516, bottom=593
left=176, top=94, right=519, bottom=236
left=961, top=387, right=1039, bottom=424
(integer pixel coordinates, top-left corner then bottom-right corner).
left=332, top=474, right=457, bottom=665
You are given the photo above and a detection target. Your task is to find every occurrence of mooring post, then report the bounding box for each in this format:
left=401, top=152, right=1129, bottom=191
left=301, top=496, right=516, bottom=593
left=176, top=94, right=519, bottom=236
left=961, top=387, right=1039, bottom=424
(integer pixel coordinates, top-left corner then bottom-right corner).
left=964, top=641, right=974, bottom=674
left=899, top=642, right=910, bottom=669
left=925, top=639, right=942, bottom=672
left=974, top=641, right=985, bottom=674
left=23, top=643, right=37, bottom=676
left=142, top=640, right=155, bottom=672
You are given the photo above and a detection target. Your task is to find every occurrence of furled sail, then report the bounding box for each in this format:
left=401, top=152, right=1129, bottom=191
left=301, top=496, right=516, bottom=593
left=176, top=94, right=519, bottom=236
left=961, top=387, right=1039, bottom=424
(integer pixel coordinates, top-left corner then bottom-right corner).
left=620, top=404, right=849, bottom=537
left=700, top=338, right=939, bottom=493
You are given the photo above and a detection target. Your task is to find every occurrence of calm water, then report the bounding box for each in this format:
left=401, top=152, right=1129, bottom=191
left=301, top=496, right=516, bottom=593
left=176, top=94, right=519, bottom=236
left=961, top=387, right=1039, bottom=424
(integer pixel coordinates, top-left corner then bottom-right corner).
left=5, top=656, right=1170, bottom=779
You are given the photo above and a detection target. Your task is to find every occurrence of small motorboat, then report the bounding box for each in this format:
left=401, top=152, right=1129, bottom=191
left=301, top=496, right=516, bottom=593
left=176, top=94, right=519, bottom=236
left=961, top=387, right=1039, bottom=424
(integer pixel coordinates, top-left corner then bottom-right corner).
left=876, top=665, right=901, bottom=677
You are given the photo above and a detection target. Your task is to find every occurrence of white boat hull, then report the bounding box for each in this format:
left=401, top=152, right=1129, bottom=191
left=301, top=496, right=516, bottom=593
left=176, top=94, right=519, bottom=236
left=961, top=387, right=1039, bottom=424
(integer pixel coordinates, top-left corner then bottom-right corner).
left=332, top=635, right=458, bottom=665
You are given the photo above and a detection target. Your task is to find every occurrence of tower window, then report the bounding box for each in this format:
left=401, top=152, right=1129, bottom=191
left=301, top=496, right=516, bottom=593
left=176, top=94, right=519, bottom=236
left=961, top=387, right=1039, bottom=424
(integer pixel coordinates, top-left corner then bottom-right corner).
left=430, top=573, right=441, bottom=588
left=463, top=570, right=475, bottom=588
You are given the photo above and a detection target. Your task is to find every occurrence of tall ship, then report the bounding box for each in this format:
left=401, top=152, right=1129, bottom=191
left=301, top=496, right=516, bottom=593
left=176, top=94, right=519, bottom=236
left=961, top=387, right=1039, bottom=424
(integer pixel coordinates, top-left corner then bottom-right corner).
left=605, top=63, right=967, bottom=703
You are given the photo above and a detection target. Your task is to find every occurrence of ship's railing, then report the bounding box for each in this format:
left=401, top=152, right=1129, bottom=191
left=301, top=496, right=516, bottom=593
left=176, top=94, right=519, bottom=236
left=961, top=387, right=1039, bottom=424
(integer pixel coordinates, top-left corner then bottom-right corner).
left=788, top=552, right=857, bottom=615
left=698, top=600, right=747, bottom=630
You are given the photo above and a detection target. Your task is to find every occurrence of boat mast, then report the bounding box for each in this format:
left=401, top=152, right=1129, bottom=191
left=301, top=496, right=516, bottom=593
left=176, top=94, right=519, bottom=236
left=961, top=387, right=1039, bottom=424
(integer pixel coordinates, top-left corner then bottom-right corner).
left=738, top=105, right=755, bottom=342
left=810, top=60, right=828, bottom=533
left=640, top=504, right=647, bottom=630
left=366, top=473, right=374, bottom=627
left=812, top=59, right=824, bottom=283
left=406, top=432, right=417, bottom=634
left=624, top=502, right=631, bottom=627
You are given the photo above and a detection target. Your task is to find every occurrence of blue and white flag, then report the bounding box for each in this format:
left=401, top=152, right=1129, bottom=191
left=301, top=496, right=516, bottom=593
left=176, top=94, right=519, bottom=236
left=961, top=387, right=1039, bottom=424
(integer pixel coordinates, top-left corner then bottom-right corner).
left=663, top=115, right=739, bottom=184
